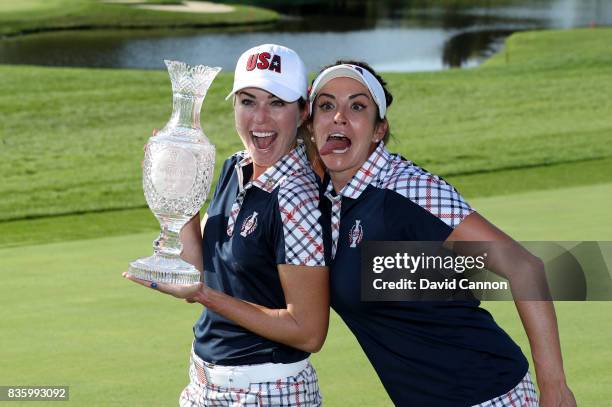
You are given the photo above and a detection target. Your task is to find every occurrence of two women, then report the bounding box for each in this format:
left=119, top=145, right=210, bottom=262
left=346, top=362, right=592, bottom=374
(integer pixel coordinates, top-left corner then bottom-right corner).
left=126, top=45, right=576, bottom=406
left=307, top=61, right=576, bottom=406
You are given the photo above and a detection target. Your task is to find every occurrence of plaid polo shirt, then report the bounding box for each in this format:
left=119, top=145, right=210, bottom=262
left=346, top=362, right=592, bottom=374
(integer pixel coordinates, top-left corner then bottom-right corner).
left=324, top=141, right=473, bottom=259
left=194, top=143, right=325, bottom=366
left=321, top=142, right=529, bottom=406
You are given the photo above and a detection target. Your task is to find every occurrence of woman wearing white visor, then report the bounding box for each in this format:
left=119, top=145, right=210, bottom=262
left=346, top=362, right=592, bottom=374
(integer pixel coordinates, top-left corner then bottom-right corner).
left=307, top=60, right=576, bottom=407
left=125, top=44, right=328, bottom=406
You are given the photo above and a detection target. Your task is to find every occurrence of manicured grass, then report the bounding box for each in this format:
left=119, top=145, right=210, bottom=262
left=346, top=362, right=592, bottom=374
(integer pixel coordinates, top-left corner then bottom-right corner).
left=0, top=65, right=241, bottom=222
left=486, top=27, right=612, bottom=70
left=4, top=157, right=612, bottom=249
left=471, top=182, right=612, bottom=241
left=2, top=28, right=612, bottom=228
left=0, top=0, right=278, bottom=37
left=1, top=182, right=610, bottom=406
left=0, top=208, right=157, bottom=249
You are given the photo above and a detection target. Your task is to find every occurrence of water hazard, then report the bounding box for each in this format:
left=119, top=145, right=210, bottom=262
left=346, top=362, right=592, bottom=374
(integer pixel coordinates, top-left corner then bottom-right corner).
left=1, top=0, right=611, bottom=72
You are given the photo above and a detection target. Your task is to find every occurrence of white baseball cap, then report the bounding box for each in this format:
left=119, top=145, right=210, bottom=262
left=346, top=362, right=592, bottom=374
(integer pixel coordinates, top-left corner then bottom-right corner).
left=226, top=44, right=307, bottom=102
left=309, top=64, right=387, bottom=119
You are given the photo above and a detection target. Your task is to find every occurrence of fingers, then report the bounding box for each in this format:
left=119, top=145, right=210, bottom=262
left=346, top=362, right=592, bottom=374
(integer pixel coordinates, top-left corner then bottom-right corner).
left=141, top=129, right=158, bottom=168
left=122, top=271, right=163, bottom=291
left=122, top=272, right=203, bottom=299
left=143, top=128, right=158, bottom=153
left=123, top=272, right=161, bottom=291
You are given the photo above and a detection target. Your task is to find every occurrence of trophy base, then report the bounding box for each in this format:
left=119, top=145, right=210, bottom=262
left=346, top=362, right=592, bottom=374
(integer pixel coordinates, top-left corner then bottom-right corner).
left=128, top=254, right=200, bottom=285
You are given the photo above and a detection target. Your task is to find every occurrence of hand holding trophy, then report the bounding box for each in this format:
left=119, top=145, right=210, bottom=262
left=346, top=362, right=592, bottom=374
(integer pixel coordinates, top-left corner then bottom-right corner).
left=128, top=60, right=221, bottom=285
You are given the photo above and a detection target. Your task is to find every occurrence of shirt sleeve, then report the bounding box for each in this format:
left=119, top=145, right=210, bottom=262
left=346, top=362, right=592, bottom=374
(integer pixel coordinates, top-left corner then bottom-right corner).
left=384, top=189, right=456, bottom=242
left=383, top=162, right=474, bottom=229
left=273, top=173, right=326, bottom=267
left=405, top=173, right=473, bottom=229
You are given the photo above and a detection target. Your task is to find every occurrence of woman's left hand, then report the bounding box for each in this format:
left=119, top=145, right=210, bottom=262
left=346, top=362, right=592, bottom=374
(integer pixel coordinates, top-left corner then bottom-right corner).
left=539, top=382, right=577, bottom=407
left=122, top=272, right=203, bottom=302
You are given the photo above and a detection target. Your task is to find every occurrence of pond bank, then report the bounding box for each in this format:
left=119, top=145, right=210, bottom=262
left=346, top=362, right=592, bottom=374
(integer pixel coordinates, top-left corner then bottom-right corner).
left=0, top=0, right=278, bottom=38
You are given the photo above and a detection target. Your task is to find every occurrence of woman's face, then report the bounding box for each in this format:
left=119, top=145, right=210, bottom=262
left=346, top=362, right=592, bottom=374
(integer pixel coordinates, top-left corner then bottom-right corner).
left=234, top=87, right=305, bottom=169
left=312, top=77, right=387, bottom=179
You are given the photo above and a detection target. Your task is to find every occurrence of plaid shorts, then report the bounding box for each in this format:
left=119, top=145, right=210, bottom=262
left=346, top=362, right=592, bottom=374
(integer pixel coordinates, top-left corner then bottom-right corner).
left=179, top=352, right=322, bottom=407
left=473, top=372, right=539, bottom=407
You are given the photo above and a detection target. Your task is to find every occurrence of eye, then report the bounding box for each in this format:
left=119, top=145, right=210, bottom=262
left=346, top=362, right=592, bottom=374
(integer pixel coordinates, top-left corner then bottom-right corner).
left=351, top=102, right=366, bottom=111
left=240, top=98, right=255, bottom=106
left=318, top=101, right=334, bottom=111
left=270, top=99, right=285, bottom=107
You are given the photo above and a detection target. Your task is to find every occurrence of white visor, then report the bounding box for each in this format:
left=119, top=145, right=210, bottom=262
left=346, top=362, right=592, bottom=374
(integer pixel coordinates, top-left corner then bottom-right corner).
left=309, top=64, right=387, bottom=119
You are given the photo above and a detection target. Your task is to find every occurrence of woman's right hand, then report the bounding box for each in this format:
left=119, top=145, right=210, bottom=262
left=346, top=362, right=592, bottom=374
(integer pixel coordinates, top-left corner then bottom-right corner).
left=122, top=271, right=204, bottom=302
left=539, top=381, right=577, bottom=407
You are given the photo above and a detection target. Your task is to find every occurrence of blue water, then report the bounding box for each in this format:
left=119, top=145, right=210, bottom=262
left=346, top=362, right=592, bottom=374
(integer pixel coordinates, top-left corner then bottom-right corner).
left=0, top=0, right=610, bottom=72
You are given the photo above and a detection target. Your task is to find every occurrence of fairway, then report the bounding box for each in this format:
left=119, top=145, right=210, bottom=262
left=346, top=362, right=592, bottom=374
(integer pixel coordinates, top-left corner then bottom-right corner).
left=2, top=182, right=610, bottom=406
left=471, top=182, right=612, bottom=241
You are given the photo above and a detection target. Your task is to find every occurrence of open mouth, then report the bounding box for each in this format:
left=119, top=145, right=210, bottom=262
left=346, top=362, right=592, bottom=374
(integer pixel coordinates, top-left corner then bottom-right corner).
left=320, top=133, right=351, bottom=156
left=251, top=131, right=278, bottom=150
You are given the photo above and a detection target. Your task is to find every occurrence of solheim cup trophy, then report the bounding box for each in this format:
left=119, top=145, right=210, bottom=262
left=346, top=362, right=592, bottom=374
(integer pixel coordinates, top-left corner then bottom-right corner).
left=128, top=60, right=221, bottom=284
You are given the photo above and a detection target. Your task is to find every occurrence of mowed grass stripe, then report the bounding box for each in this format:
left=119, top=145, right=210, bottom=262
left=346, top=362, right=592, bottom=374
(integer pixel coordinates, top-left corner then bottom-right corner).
left=2, top=28, right=612, bottom=223
left=2, top=156, right=611, bottom=249
left=1, top=182, right=611, bottom=406
left=471, top=182, right=612, bottom=241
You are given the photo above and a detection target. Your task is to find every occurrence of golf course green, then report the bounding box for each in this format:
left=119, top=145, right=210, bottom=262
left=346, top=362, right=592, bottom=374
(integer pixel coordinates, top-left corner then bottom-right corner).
left=1, top=26, right=611, bottom=406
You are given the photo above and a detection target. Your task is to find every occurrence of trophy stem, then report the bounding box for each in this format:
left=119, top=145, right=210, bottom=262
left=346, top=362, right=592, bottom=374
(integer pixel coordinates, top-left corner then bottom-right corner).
left=153, top=222, right=183, bottom=257
left=128, top=214, right=200, bottom=285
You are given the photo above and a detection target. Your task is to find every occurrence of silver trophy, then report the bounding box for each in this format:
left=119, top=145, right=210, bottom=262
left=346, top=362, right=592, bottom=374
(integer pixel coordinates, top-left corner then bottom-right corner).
left=128, top=60, right=221, bottom=284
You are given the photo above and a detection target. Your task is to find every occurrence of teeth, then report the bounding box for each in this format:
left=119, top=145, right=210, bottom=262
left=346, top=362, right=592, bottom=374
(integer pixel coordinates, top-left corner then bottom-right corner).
left=329, top=133, right=347, bottom=140
left=332, top=147, right=350, bottom=154
left=252, top=131, right=275, bottom=138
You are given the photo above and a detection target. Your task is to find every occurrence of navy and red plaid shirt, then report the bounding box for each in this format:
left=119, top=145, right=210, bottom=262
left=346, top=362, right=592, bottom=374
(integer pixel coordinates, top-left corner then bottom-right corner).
left=320, top=142, right=529, bottom=406
left=323, top=141, right=474, bottom=259
left=194, top=143, right=325, bottom=366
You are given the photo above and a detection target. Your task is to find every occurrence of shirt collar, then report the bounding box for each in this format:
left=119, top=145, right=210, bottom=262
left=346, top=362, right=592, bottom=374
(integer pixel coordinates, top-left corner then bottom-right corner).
left=236, top=142, right=310, bottom=193
left=325, top=141, right=392, bottom=200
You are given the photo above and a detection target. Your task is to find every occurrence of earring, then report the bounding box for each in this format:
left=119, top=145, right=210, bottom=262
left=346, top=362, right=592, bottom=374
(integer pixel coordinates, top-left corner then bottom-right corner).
left=310, top=136, right=315, bottom=142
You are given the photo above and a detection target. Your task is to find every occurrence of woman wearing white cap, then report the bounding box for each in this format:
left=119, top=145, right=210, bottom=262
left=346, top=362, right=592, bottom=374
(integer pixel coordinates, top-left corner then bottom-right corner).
left=125, top=44, right=327, bottom=406
left=307, top=60, right=576, bottom=406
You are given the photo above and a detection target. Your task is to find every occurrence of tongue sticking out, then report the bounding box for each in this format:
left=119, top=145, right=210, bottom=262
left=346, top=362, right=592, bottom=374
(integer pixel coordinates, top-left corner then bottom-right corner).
left=253, top=134, right=277, bottom=150
left=320, top=138, right=351, bottom=156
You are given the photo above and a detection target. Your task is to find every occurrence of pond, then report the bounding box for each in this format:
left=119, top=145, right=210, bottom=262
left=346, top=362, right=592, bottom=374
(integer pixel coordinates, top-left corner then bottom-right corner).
left=1, top=0, right=611, bottom=72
